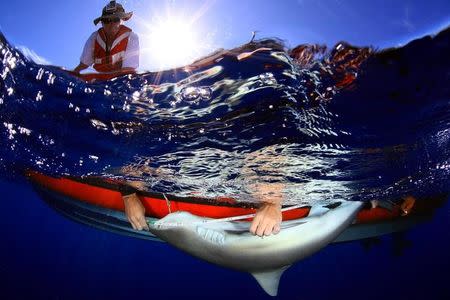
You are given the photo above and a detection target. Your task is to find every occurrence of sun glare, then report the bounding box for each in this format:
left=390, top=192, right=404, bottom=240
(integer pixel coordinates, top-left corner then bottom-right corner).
left=146, top=18, right=201, bottom=70
left=135, top=1, right=219, bottom=71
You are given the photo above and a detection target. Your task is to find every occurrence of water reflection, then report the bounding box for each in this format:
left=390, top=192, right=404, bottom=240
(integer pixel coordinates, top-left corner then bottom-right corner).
left=0, top=28, right=449, bottom=206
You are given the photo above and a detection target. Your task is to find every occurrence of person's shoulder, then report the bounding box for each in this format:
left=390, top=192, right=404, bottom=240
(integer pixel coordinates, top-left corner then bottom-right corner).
left=84, top=31, right=98, bottom=46
left=87, top=31, right=98, bottom=40
left=129, top=31, right=139, bottom=41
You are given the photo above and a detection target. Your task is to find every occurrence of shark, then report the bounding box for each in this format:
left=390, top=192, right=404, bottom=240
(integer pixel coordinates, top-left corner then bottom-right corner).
left=148, top=200, right=363, bottom=296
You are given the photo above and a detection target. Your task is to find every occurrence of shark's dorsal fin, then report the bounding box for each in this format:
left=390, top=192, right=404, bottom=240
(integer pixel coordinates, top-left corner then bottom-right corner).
left=251, top=266, right=290, bottom=296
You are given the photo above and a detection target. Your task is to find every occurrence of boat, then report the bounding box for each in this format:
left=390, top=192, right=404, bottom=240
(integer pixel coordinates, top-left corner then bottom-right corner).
left=75, top=70, right=135, bottom=82
left=27, top=171, right=445, bottom=243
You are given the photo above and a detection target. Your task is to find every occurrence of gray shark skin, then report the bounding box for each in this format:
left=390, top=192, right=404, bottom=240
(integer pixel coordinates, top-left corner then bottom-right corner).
left=148, top=201, right=363, bottom=296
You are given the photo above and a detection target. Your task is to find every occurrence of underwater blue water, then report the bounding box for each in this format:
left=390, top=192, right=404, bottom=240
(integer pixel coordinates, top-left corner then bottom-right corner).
left=1, top=180, right=449, bottom=299
left=0, top=26, right=449, bottom=299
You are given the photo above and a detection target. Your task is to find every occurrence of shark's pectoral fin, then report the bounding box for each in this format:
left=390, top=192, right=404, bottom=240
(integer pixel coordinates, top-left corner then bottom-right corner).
left=307, top=204, right=331, bottom=217
left=251, top=265, right=290, bottom=297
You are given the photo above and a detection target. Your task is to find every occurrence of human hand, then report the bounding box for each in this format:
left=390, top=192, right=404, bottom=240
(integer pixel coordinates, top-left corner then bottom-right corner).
left=400, top=196, right=416, bottom=216
left=123, top=193, right=149, bottom=231
left=250, top=202, right=282, bottom=237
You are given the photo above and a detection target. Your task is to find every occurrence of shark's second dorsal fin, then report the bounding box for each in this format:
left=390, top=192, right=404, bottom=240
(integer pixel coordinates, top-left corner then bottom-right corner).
left=251, top=266, right=290, bottom=297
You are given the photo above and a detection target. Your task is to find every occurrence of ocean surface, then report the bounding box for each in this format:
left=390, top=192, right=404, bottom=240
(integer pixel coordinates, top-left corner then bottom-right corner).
left=0, top=26, right=449, bottom=299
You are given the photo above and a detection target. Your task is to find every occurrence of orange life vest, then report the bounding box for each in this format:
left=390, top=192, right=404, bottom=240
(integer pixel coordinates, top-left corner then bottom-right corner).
left=93, top=25, right=132, bottom=73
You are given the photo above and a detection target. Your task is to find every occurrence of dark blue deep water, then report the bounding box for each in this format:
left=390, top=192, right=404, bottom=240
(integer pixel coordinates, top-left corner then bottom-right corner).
left=0, top=27, right=449, bottom=299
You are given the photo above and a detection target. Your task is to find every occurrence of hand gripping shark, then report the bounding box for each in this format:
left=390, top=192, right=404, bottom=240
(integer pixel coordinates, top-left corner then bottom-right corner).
left=148, top=200, right=363, bottom=296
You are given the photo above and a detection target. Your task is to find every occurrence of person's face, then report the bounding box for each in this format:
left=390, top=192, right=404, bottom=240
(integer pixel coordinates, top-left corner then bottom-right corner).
left=101, top=17, right=121, bottom=36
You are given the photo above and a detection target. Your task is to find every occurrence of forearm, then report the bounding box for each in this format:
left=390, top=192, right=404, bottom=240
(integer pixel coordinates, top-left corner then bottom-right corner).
left=254, top=183, right=283, bottom=206
left=73, top=63, right=89, bottom=74
left=250, top=183, right=283, bottom=236
left=118, top=67, right=136, bottom=74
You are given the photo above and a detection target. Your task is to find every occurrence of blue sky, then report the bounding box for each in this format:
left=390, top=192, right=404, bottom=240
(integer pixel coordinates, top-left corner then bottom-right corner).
left=0, top=0, right=449, bottom=70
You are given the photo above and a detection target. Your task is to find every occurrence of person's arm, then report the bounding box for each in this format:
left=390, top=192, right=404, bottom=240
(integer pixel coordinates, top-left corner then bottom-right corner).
left=72, top=62, right=89, bottom=74
left=249, top=183, right=283, bottom=237
left=72, top=33, right=96, bottom=73
left=242, top=150, right=285, bottom=237
left=123, top=193, right=149, bottom=231
left=400, top=195, right=416, bottom=216
left=119, top=166, right=150, bottom=231
left=122, top=32, right=139, bottom=71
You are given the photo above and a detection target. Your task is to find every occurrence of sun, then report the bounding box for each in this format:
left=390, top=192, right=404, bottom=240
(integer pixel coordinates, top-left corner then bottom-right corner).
left=134, top=2, right=218, bottom=71
left=143, top=17, right=202, bottom=70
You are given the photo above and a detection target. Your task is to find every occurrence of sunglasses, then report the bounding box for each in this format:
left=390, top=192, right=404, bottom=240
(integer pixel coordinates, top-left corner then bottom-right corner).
left=102, top=18, right=120, bottom=24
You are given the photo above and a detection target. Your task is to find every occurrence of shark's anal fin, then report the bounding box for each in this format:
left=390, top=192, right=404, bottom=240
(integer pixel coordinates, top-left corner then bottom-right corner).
left=251, top=265, right=290, bottom=297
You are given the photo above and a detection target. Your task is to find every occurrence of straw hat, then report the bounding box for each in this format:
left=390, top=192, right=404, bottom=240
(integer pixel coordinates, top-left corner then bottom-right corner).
left=93, top=1, right=133, bottom=25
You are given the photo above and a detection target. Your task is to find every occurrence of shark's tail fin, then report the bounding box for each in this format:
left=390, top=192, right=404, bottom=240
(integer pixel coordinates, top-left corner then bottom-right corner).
left=251, top=200, right=363, bottom=296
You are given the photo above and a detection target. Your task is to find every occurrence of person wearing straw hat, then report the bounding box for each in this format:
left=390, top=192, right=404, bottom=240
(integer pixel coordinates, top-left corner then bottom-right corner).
left=73, top=1, right=139, bottom=74
left=72, top=1, right=144, bottom=231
